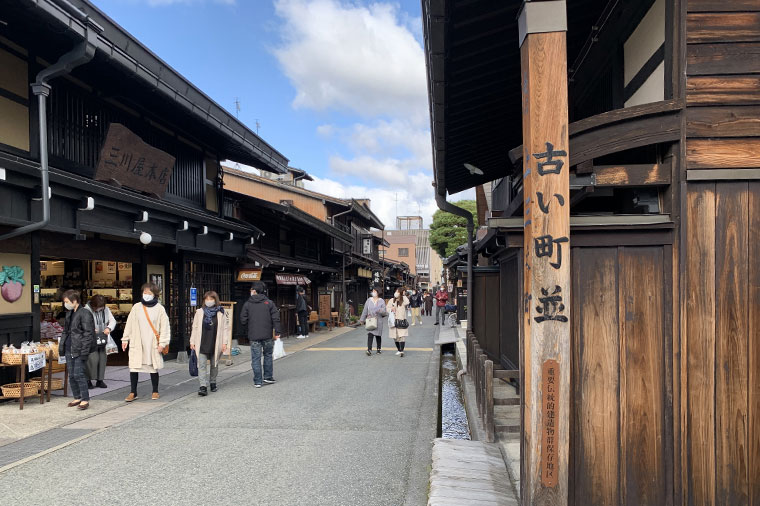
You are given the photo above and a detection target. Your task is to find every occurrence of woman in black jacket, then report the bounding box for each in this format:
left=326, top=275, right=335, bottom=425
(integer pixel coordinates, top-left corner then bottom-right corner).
left=58, top=290, right=95, bottom=410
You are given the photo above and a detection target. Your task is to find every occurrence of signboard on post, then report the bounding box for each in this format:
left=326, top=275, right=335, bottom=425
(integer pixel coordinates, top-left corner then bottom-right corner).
left=318, top=292, right=331, bottom=320
left=519, top=1, right=570, bottom=504
left=220, top=301, right=235, bottom=365
left=190, top=287, right=197, bottom=307
left=28, top=352, right=46, bottom=373
left=94, top=123, right=176, bottom=197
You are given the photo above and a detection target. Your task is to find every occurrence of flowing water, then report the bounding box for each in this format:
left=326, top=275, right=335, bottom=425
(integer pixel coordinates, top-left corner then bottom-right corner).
left=440, top=350, right=471, bottom=440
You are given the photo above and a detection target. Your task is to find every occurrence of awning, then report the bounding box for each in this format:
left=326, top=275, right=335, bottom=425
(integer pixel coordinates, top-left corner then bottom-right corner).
left=247, top=249, right=339, bottom=274
left=275, top=274, right=311, bottom=286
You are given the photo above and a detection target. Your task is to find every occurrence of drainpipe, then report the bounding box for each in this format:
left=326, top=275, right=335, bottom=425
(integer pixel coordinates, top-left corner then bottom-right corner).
left=0, top=5, right=101, bottom=242
left=435, top=190, right=474, bottom=330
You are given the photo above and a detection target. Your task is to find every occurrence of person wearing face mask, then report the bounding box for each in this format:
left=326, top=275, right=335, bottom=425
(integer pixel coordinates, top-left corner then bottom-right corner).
left=190, top=291, right=229, bottom=396
left=408, top=288, right=423, bottom=326
left=59, top=290, right=95, bottom=410
left=85, top=294, right=116, bottom=389
left=387, top=289, right=410, bottom=357
left=121, top=282, right=170, bottom=402
left=359, top=286, right=388, bottom=356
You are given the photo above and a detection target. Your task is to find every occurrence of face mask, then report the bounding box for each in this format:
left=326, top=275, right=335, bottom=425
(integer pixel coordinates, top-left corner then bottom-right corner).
left=250, top=291, right=256, bottom=297
left=143, top=294, right=154, bottom=302
left=64, top=302, right=75, bottom=311
left=412, top=291, right=417, bottom=295
left=394, top=292, right=400, bottom=298
left=205, top=300, right=215, bottom=308
left=371, top=292, right=378, bottom=298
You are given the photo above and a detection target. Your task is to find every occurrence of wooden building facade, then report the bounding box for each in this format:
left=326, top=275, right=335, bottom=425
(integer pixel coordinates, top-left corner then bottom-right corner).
left=423, top=0, right=760, bottom=504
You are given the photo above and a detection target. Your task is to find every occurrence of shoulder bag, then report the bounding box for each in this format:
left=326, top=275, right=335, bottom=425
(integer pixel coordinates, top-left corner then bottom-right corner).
left=365, top=316, right=378, bottom=331
left=143, top=305, right=169, bottom=355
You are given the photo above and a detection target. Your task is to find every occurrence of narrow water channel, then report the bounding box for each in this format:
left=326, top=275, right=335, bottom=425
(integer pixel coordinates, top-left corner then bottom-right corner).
left=440, top=349, right=471, bottom=440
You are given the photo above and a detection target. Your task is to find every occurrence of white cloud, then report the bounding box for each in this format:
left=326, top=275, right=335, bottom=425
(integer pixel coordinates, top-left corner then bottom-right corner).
left=305, top=175, right=439, bottom=228
left=273, top=0, right=428, bottom=122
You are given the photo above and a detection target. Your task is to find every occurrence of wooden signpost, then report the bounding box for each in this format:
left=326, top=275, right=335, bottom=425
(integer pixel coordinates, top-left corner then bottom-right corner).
left=518, top=2, right=570, bottom=504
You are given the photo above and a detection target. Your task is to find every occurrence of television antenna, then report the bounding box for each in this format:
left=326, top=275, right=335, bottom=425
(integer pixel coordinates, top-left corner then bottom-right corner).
left=234, top=98, right=241, bottom=119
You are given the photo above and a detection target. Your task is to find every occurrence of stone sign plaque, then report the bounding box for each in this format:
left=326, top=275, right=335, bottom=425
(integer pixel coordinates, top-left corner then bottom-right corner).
left=95, top=123, right=176, bottom=197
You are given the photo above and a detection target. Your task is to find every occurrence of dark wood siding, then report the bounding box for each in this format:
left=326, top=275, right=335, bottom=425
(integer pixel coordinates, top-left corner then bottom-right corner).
left=684, top=181, right=760, bottom=505
left=570, top=245, right=671, bottom=506
left=499, top=253, right=520, bottom=369
left=471, top=269, right=500, bottom=363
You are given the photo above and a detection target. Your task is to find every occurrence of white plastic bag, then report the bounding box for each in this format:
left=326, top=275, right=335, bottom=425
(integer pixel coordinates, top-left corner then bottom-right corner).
left=272, top=339, right=286, bottom=360
left=105, top=335, right=119, bottom=356
left=388, top=310, right=396, bottom=328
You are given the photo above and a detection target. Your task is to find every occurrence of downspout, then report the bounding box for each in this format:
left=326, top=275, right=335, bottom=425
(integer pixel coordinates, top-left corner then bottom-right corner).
left=435, top=190, right=474, bottom=330
left=0, top=5, right=101, bottom=241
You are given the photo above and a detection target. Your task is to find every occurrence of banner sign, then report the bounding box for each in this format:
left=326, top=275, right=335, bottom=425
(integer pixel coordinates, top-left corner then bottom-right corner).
left=275, top=274, right=311, bottom=286
left=94, top=123, right=176, bottom=197
left=190, top=287, right=197, bottom=307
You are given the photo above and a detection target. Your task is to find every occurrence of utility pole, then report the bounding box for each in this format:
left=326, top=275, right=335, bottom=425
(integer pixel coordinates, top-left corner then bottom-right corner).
left=518, top=2, right=570, bottom=504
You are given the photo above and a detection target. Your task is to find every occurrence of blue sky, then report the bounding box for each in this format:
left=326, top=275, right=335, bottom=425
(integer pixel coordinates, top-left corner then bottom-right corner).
left=90, top=0, right=466, bottom=227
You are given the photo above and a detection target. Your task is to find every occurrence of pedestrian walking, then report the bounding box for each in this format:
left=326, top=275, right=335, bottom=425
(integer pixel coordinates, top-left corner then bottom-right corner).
left=190, top=291, right=229, bottom=396
left=121, top=283, right=170, bottom=402
left=434, top=286, right=449, bottom=325
left=85, top=294, right=115, bottom=389
left=387, top=290, right=410, bottom=357
left=409, top=288, right=423, bottom=326
left=240, top=281, right=281, bottom=388
left=295, top=286, right=309, bottom=339
left=359, top=286, right=388, bottom=356
left=423, top=290, right=433, bottom=316
left=59, top=290, right=95, bottom=410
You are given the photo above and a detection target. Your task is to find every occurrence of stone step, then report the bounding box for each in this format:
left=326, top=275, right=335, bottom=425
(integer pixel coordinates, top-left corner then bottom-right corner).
left=494, top=396, right=520, bottom=406
left=495, top=424, right=520, bottom=434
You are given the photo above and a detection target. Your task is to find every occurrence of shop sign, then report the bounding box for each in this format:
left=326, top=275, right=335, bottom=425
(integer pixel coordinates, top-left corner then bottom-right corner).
left=94, top=123, right=176, bottom=197
left=28, top=352, right=46, bottom=373
left=362, top=238, right=372, bottom=255
left=358, top=267, right=372, bottom=279
left=190, top=287, right=197, bottom=307
left=236, top=269, right=262, bottom=282
left=275, top=274, right=311, bottom=286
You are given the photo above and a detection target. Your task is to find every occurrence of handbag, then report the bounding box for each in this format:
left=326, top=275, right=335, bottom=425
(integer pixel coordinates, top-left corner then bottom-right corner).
left=189, top=350, right=198, bottom=376
left=395, top=318, right=409, bottom=329
left=142, top=304, right=169, bottom=355
left=365, top=316, right=378, bottom=331
left=95, top=331, right=108, bottom=347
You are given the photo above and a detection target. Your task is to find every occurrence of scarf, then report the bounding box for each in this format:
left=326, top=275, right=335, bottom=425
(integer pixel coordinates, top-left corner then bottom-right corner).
left=203, top=305, right=224, bottom=326
left=141, top=296, right=159, bottom=308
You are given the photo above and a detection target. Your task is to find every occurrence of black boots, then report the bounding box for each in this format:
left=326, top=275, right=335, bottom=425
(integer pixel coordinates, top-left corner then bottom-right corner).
left=96, top=381, right=107, bottom=388
left=198, top=386, right=208, bottom=396
left=210, top=383, right=217, bottom=392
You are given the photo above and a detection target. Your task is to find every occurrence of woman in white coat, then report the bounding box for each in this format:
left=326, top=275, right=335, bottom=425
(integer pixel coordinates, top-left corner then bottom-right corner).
left=190, top=291, right=230, bottom=396
left=387, top=290, right=410, bottom=357
left=121, top=282, right=170, bottom=402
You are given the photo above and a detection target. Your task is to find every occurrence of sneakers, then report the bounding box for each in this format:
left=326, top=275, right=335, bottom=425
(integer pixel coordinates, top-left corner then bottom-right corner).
left=395, top=351, right=401, bottom=356
left=125, top=393, right=137, bottom=402
left=263, top=379, right=276, bottom=384
left=254, top=384, right=262, bottom=388
left=96, top=381, right=107, bottom=388
left=297, top=335, right=306, bottom=339
left=151, top=392, right=160, bottom=400
left=366, top=350, right=372, bottom=356
left=376, top=350, right=382, bottom=355
left=198, top=386, right=208, bottom=397
left=400, top=352, right=405, bottom=358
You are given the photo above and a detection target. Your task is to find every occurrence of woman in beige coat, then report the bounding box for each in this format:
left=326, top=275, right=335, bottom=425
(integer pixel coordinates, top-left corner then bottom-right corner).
left=121, top=282, right=170, bottom=402
left=190, top=291, right=230, bottom=396
left=387, top=290, right=410, bottom=357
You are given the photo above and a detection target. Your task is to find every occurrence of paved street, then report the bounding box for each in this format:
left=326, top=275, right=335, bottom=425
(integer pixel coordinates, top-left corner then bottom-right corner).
left=0, top=318, right=440, bottom=506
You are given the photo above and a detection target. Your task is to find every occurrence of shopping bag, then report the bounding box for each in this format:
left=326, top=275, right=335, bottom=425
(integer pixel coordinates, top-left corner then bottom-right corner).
left=388, top=311, right=396, bottom=328
left=189, top=350, right=198, bottom=377
left=273, top=339, right=286, bottom=360
left=105, top=335, right=119, bottom=356
left=364, top=316, right=378, bottom=331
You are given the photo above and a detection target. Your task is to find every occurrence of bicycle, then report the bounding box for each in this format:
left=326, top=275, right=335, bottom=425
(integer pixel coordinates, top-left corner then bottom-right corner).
left=444, top=304, right=458, bottom=327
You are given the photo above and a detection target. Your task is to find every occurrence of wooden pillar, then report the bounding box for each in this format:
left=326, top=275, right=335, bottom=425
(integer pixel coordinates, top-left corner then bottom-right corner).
left=518, top=2, right=570, bottom=504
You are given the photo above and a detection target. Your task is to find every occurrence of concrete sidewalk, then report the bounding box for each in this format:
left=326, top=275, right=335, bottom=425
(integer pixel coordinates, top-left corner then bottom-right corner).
left=0, top=318, right=440, bottom=505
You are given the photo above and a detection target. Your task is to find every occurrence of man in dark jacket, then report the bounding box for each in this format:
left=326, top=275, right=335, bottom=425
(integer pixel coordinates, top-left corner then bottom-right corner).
left=409, top=288, right=423, bottom=326
left=59, top=290, right=95, bottom=409
left=240, top=281, right=282, bottom=388
left=295, top=286, right=309, bottom=339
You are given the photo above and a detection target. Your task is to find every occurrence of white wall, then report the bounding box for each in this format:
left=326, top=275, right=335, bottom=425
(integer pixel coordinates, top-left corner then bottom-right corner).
left=623, top=0, right=665, bottom=107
